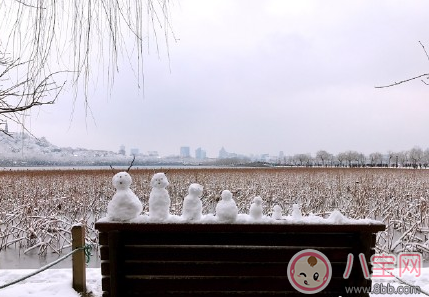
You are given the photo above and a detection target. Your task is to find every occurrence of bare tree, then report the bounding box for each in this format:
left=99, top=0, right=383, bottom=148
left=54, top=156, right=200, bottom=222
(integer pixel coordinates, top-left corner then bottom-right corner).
left=316, top=150, right=332, bottom=167
left=0, top=51, right=64, bottom=135
left=376, top=41, right=429, bottom=89
left=423, top=148, right=429, bottom=168
left=0, top=0, right=173, bottom=134
left=397, top=151, right=409, bottom=168
left=409, top=146, right=423, bottom=168
left=343, top=150, right=360, bottom=167
left=336, top=152, right=347, bottom=167
left=369, top=152, right=383, bottom=167
left=293, top=154, right=312, bottom=167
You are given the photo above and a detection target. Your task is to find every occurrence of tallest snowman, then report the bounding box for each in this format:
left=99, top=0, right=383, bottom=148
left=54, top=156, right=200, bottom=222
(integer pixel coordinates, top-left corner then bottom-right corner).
left=148, top=172, right=171, bottom=220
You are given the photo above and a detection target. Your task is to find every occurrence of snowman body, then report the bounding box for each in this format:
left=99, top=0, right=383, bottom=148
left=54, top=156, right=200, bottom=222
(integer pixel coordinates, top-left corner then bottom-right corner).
left=149, top=173, right=171, bottom=220
left=249, top=196, right=263, bottom=220
left=216, top=190, right=238, bottom=222
left=272, top=205, right=283, bottom=220
left=291, top=204, right=302, bottom=220
left=107, top=172, right=142, bottom=221
left=182, top=183, right=203, bottom=221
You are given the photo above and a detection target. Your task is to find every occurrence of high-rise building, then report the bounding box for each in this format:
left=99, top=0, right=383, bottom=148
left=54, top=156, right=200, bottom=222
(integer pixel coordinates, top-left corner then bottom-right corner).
left=195, top=147, right=207, bottom=160
left=119, top=145, right=126, bottom=155
left=219, top=147, right=228, bottom=159
left=180, top=146, right=191, bottom=158
left=130, top=148, right=139, bottom=156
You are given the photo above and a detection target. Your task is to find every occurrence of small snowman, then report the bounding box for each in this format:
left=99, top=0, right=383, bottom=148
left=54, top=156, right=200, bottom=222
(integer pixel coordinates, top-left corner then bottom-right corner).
left=249, top=196, right=263, bottom=220
left=272, top=205, right=283, bottom=220
left=215, top=190, right=238, bottom=222
left=291, top=203, right=302, bottom=220
left=149, top=172, right=170, bottom=220
left=182, top=183, right=203, bottom=221
left=107, top=172, right=142, bottom=221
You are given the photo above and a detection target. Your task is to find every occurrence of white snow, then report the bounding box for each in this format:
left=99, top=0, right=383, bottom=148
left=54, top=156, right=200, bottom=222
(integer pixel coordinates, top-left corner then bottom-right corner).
left=148, top=172, right=171, bottom=221
left=215, top=190, right=238, bottom=222
left=291, top=203, right=303, bottom=220
left=0, top=268, right=102, bottom=297
left=106, top=172, right=143, bottom=221
left=272, top=205, right=283, bottom=220
left=249, top=196, right=263, bottom=220
left=181, top=183, right=203, bottom=221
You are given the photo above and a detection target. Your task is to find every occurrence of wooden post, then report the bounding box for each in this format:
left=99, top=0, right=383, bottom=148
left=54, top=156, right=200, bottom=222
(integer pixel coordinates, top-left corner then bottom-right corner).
left=72, top=224, right=86, bottom=293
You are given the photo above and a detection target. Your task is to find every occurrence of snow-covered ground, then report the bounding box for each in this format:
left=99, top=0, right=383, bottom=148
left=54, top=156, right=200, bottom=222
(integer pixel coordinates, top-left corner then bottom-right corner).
left=0, top=268, right=102, bottom=297
left=1, top=267, right=429, bottom=297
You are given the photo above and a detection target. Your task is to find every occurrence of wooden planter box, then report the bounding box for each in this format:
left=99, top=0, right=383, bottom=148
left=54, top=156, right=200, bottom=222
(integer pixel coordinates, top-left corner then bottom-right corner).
left=95, top=221, right=385, bottom=297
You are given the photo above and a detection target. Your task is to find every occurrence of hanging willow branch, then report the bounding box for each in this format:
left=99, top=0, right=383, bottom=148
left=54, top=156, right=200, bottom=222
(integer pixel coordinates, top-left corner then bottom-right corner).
left=0, top=0, right=174, bottom=134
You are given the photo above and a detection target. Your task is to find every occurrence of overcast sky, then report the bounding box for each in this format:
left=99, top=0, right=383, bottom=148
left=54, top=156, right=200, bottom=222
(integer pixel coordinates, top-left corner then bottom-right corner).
left=22, top=0, right=429, bottom=158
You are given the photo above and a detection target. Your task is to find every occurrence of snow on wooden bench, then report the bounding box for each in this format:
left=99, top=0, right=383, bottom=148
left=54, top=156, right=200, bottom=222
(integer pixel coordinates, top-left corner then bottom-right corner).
left=95, top=220, right=385, bottom=297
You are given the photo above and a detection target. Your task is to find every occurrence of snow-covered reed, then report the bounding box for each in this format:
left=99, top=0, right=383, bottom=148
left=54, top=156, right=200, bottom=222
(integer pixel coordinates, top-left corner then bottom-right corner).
left=1, top=168, right=428, bottom=257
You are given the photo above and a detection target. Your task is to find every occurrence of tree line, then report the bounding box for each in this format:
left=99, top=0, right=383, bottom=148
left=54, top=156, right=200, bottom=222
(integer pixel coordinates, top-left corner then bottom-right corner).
left=278, top=147, right=429, bottom=168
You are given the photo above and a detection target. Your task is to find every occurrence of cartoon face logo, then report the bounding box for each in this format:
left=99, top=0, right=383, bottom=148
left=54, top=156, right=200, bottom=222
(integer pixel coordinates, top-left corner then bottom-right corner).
left=287, top=249, right=332, bottom=294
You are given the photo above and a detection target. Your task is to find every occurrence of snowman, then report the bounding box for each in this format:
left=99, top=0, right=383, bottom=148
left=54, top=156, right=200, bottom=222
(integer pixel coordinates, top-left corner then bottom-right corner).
left=272, top=205, right=283, bottom=220
left=148, top=172, right=170, bottom=220
left=291, top=203, right=302, bottom=220
left=215, top=190, right=238, bottom=222
left=107, top=172, right=142, bottom=221
left=249, top=196, right=263, bottom=220
left=182, top=183, right=203, bottom=221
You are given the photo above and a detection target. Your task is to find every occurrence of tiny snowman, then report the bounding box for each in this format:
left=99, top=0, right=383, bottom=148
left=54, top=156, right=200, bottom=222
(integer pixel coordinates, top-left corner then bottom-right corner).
left=249, top=196, right=263, bottom=220
left=149, top=173, right=170, bottom=220
left=107, top=172, right=142, bottom=221
left=216, top=190, right=238, bottom=222
left=272, top=205, right=283, bottom=220
left=182, top=183, right=203, bottom=221
left=291, top=203, right=302, bottom=220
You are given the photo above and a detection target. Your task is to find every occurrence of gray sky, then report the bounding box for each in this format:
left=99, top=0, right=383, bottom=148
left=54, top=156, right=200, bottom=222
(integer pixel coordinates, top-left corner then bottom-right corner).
left=24, top=0, right=429, bottom=158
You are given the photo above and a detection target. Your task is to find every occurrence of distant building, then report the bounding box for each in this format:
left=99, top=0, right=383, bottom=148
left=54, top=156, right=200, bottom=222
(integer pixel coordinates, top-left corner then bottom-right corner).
left=195, top=147, right=207, bottom=160
left=119, top=145, right=126, bottom=156
left=180, top=146, right=191, bottom=158
left=260, top=154, right=270, bottom=162
left=148, top=151, right=159, bottom=157
left=219, top=147, right=229, bottom=159
left=130, top=148, right=139, bottom=156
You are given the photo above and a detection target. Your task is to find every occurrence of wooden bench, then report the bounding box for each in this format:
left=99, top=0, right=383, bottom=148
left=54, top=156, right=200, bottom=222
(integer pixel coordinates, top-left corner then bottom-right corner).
left=95, top=221, right=385, bottom=297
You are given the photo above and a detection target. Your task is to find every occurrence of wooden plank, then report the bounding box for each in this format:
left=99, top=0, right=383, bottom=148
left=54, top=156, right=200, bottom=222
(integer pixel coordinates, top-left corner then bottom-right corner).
left=121, top=275, right=349, bottom=292
left=121, top=245, right=352, bottom=262
left=121, top=260, right=347, bottom=278
left=119, top=231, right=356, bottom=247
left=95, top=222, right=385, bottom=233
left=119, top=291, right=346, bottom=297
left=99, top=232, right=108, bottom=245
left=107, top=231, right=119, bottom=297
left=100, top=245, right=109, bottom=260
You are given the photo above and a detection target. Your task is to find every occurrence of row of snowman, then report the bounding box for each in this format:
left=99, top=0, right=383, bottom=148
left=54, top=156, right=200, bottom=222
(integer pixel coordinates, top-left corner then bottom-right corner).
left=107, top=172, right=302, bottom=222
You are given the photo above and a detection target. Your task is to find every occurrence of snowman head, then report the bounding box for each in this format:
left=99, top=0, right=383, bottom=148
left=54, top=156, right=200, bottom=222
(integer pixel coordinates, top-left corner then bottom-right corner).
left=221, top=190, right=233, bottom=201
left=151, top=173, right=169, bottom=189
left=273, top=205, right=282, bottom=213
left=253, top=196, right=262, bottom=206
left=188, top=183, right=203, bottom=197
left=112, top=172, right=132, bottom=190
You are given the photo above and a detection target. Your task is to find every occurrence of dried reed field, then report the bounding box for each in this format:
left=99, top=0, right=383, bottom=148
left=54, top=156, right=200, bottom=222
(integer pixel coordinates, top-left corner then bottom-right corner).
left=1, top=167, right=428, bottom=259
